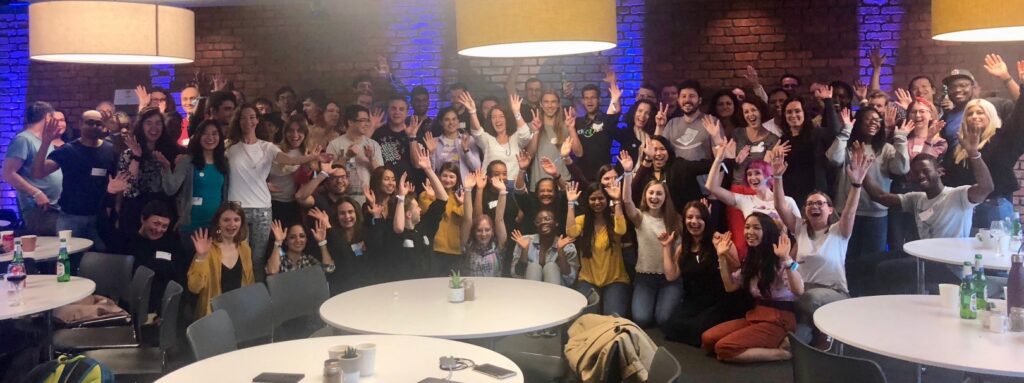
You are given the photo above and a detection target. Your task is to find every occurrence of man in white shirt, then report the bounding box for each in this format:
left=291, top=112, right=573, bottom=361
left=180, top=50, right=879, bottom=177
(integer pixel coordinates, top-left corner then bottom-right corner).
left=326, top=105, right=384, bottom=204
left=857, top=123, right=992, bottom=295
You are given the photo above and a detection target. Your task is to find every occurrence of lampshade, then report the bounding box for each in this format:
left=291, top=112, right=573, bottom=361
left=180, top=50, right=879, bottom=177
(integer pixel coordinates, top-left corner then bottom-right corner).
left=932, top=0, right=1024, bottom=42
left=30, top=1, right=194, bottom=64
left=455, top=0, right=617, bottom=57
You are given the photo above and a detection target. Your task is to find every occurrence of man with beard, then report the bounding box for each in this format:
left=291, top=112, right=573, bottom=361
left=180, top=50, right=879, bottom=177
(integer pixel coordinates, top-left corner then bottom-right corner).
left=573, top=76, right=623, bottom=178
left=31, top=110, right=129, bottom=251
left=3, top=101, right=61, bottom=235
left=660, top=80, right=720, bottom=160
left=296, top=162, right=350, bottom=214
left=939, top=69, right=976, bottom=147
left=505, top=59, right=544, bottom=123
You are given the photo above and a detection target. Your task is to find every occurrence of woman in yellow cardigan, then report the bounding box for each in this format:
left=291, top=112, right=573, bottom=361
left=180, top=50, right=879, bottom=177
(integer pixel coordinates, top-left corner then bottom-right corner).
left=187, top=203, right=255, bottom=318
left=565, top=181, right=629, bottom=317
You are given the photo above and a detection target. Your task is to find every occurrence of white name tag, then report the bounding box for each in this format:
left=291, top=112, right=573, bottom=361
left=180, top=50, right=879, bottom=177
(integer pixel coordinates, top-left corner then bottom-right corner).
left=912, top=144, right=923, bottom=153
left=155, top=251, right=172, bottom=261
left=402, top=239, right=415, bottom=248
left=198, top=171, right=205, bottom=178
left=351, top=242, right=364, bottom=256
left=919, top=209, right=934, bottom=222
left=191, top=197, right=203, bottom=206
left=423, top=236, right=430, bottom=246
left=751, top=143, right=766, bottom=154
left=90, top=168, right=107, bottom=177
left=488, top=200, right=498, bottom=209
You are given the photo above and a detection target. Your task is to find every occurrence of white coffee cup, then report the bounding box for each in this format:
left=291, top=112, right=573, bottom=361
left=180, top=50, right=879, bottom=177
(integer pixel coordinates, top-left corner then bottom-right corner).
left=58, top=230, right=72, bottom=240
left=356, top=343, right=376, bottom=377
left=977, top=229, right=998, bottom=249
left=938, top=284, right=959, bottom=313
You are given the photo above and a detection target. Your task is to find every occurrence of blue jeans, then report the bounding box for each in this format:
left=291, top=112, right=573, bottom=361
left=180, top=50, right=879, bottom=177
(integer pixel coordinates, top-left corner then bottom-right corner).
left=847, top=215, right=887, bottom=266
left=57, top=212, right=105, bottom=252
left=972, top=197, right=1014, bottom=233
left=631, top=273, right=683, bottom=328
left=243, top=207, right=272, bottom=282
left=576, top=280, right=631, bottom=317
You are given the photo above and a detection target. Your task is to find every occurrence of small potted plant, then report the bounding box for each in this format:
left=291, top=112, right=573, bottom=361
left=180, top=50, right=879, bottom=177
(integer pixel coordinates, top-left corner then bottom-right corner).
left=449, top=270, right=465, bottom=303
left=338, top=346, right=361, bottom=382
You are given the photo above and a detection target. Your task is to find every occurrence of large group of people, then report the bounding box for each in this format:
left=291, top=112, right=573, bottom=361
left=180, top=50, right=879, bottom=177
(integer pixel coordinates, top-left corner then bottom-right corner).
left=4, top=51, right=1023, bottom=362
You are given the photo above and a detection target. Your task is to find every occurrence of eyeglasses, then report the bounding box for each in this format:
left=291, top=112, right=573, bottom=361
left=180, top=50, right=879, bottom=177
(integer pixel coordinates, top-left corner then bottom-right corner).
left=806, top=201, right=830, bottom=207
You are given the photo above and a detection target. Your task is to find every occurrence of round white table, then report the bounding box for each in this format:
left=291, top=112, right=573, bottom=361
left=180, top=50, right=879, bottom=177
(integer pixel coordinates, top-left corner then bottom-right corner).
left=156, top=335, right=524, bottom=383
left=904, top=237, right=1014, bottom=271
left=815, top=295, right=1024, bottom=378
left=0, top=275, right=95, bottom=320
left=0, top=237, right=94, bottom=263
left=320, top=277, right=587, bottom=339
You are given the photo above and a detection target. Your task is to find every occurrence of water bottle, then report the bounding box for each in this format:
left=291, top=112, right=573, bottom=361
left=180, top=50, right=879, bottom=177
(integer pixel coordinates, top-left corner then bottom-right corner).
left=973, top=254, right=988, bottom=310
left=1007, top=254, right=1023, bottom=315
left=57, top=237, right=71, bottom=282
left=960, top=262, right=977, bottom=319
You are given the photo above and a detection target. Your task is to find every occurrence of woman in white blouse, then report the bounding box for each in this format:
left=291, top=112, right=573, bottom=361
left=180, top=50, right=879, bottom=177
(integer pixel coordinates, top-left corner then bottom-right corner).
left=465, top=92, right=534, bottom=181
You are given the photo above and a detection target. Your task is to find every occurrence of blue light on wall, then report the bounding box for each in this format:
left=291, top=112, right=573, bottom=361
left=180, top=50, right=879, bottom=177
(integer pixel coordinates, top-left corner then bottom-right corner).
left=387, top=0, right=444, bottom=117
left=858, top=0, right=903, bottom=90
left=0, top=9, right=30, bottom=217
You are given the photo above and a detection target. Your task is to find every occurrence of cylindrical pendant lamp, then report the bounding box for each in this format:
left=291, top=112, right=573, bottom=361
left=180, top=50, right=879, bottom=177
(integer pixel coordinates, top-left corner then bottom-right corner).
left=932, top=0, right=1024, bottom=42
left=455, top=0, right=617, bottom=57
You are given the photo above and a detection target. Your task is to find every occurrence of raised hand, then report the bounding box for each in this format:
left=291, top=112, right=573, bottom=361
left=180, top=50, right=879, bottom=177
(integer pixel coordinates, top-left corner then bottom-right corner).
left=413, top=144, right=431, bottom=170
left=564, top=107, right=576, bottom=131
left=657, top=231, right=676, bottom=248
left=894, top=88, right=913, bottom=110
left=655, top=102, right=668, bottom=127
left=516, top=150, right=532, bottom=171
left=41, top=114, right=60, bottom=143
left=271, top=219, right=286, bottom=243
left=774, top=233, right=792, bottom=260
left=457, top=91, right=477, bottom=114
left=604, top=181, right=622, bottom=201
left=840, top=108, right=853, bottom=127
left=510, top=93, right=523, bottom=114
left=713, top=138, right=733, bottom=160
left=1017, top=60, right=1024, bottom=83
left=192, top=228, right=213, bottom=258
left=134, top=85, right=150, bottom=108
left=211, top=74, right=228, bottom=91
left=814, top=84, right=833, bottom=100
left=566, top=181, right=580, bottom=202
left=736, top=145, right=751, bottom=164
left=895, top=118, right=915, bottom=136
left=124, top=131, right=142, bottom=157
left=461, top=134, right=473, bottom=153
left=475, top=170, right=488, bottom=190
left=370, top=108, right=385, bottom=128
left=642, top=137, right=656, bottom=159
left=869, top=47, right=886, bottom=69
left=375, top=55, right=391, bottom=76
left=562, top=81, right=575, bottom=100
left=560, top=135, right=574, bottom=158
left=307, top=207, right=331, bottom=228
left=928, top=119, right=946, bottom=140
left=618, top=149, right=634, bottom=171
left=363, top=185, right=376, bottom=206
left=316, top=151, right=335, bottom=164
left=312, top=219, right=328, bottom=243
left=406, top=114, right=424, bottom=138
left=712, top=232, right=734, bottom=256
left=539, top=156, right=559, bottom=178
left=153, top=151, right=171, bottom=169
left=744, top=65, right=761, bottom=86
left=453, top=189, right=465, bottom=204
left=423, top=131, right=438, bottom=153
left=847, top=143, right=873, bottom=184
left=420, top=180, right=435, bottom=200
left=491, top=175, right=507, bottom=192
left=396, top=172, right=410, bottom=197
left=702, top=115, right=721, bottom=137
left=853, top=80, right=868, bottom=101
left=363, top=144, right=374, bottom=160
left=603, top=67, right=617, bottom=85
left=884, top=104, right=898, bottom=129
left=464, top=170, right=479, bottom=189
left=556, top=234, right=576, bottom=250
left=984, top=53, right=1012, bottom=81
left=107, top=172, right=130, bottom=194
left=511, top=229, right=531, bottom=250
left=608, top=80, right=623, bottom=101
left=961, top=120, right=983, bottom=154
left=770, top=147, right=788, bottom=176
left=529, top=108, right=543, bottom=132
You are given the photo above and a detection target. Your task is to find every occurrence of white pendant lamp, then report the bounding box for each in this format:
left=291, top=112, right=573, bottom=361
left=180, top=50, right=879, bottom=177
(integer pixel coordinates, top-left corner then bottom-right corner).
left=29, top=1, right=194, bottom=64
left=455, top=0, right=617, bottom=58
left=932, top=0, right=1024, bottom=42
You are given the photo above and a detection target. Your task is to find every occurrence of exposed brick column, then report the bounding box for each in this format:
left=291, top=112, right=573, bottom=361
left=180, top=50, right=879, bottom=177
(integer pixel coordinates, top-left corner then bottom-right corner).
left=0, top=9, right=29, bottom=215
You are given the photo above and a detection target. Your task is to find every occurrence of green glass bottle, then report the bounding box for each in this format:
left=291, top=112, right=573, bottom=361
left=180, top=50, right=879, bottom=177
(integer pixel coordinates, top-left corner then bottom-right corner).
left=56, top=237, right=71, bottom=282
left=960, top=261, right=978, bottom=319
left=973, top=254, right=987, bottom=311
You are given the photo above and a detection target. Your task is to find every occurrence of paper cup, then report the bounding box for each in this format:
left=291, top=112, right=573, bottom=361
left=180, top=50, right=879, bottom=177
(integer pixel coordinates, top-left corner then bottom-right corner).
left=19, top=235, right=37, bottom=253
left=58, top=230, right=72, bottom=240
left=356, top=343, right=376, bottom=377
left=1, top=231, right=13, bottom=252
left=938, top=284, right=959, bottom=312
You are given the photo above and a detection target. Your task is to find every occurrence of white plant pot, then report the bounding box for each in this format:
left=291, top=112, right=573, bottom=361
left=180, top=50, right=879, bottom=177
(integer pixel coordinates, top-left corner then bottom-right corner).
left=449, top=287, right=465, bottom=303
left=339, top=354, right=361, bottom=382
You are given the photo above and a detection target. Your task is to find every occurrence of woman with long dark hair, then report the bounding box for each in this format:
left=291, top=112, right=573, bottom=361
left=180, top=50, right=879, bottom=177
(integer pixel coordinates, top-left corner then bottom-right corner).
left=162, top=120, right=229, bottom=243
left=468, top=93, right=533, bottom=181
left=778, top=89, right=841, bottom=206
left=269, top=115, right=310, bottom=227
left=707, top=90, right=745, bottom=140
left=118, top=106, right=181, bottom=239
left=701, top=212, right=804, bottom=363
left=324, top=197, right=370, bottom=294
left=566, top=181, right=629, bottom=316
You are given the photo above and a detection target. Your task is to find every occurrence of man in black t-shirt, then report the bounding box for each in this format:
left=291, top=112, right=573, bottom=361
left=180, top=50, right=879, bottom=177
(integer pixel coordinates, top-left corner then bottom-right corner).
left=121, top=201, right=184, bottom=312
left=574, top=80, right=623, bottom=179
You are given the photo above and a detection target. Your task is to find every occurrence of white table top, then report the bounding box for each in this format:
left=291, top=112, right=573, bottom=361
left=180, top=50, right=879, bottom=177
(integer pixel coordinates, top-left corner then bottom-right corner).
left=320, top=277, right=587, bottom=339
left=903, top=237, right=1014, bottom=271
left=0, top=275, right=95, bottom=320
left=0, top=220, right=10, bottom=227
left=156, top=334, right=524, bottom=383
left=0, top=237, right=94, bottom=263
left=815, top=295, right=1024, bottom=377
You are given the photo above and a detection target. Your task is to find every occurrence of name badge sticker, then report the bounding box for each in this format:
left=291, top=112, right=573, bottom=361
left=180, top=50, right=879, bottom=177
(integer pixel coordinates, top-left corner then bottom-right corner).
left=91, top=168, right=108, bottom=177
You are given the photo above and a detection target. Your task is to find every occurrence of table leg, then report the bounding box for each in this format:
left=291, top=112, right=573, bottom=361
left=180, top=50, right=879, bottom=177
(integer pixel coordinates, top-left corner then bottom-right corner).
left=915, top=363, right=922, bottom=383
left=916, top=258, right=925, bottom=295
left=44, top=311, right=54, bottom=360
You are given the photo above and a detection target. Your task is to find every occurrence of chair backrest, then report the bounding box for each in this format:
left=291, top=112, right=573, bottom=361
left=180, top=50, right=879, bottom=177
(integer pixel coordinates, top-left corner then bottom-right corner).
left=647, top=347, right=681, bottom=383
left=128, top=266, right=155, bottom=337
left=158, top=281, right=183, bottom=352
left=186, top=310, right=237, bottom=361
left=266, top=266, right=330, bottom=327
left=582, top=288, right=601, bottom=316
left=789, top=333, right=887, bottom=383
left=78, top=252, right=135, bottom=304
left=211, top=283, right=273, bottom=344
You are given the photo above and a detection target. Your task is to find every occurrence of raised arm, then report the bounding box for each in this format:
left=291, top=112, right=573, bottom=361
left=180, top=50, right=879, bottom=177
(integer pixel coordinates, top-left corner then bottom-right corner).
left=414, top=144, right=448, bottom=202
left=564, top=181, right=581, bottom=237
left=983, top=54, right=1021, bottom=102
left=619, top=150, right=643, bottom=225
left=659, top=231, right=681, bottom=281
left=705, top=139, right=738, bottom=206
left=460, top=172, right=477, bottom=250
left=392, top=172, right=411, bottom=234
left=492, top=176, right=509, bottom=248
left=838, top=144, right=871, bottom=238
left=959, top=120, right=995, bottom=203
left=295, top=161, right=333, bottom=208
left=825, top=108, right=853, bottom=166
left=30, top=115, right=62, bottom=179
left=713, top=232, right=740, bottom=292
left=769, top=147, right=798, bottom=231
left=868, top=48, right=885, bottom=92
left=505, top=59, right=522, bottom=96
left=775, top=234, right=804, bottom=295
left=605, top=71, right=622, bottom=115
left=266, top=220, right=285, bottom=275
left=861, top=155, right=902, bottom=209
left=565, top=107, right=584, bottom=157
left=276, top=144, right=329, bottom=166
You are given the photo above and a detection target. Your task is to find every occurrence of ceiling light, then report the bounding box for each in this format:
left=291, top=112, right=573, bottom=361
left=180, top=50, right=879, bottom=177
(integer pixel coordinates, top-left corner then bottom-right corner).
left=455, top=0, right=617, bottom=58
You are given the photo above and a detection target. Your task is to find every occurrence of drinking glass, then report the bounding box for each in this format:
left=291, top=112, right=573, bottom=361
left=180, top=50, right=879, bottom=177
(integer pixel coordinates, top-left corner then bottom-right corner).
left=991, top=221, right=1008, bottom=236
left=5, top=274, right=25, bottom=306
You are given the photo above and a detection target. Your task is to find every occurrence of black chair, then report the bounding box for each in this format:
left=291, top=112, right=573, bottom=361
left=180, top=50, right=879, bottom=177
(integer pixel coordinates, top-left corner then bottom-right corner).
left=211, top=283, right=273, bottom=345
left=647, top=347, right=681, bottom=383
left=77, top=252, right=135, bottom=305
left=52, top=266, right=155, bottom=351
left=186, top=309, right=237, bottom=361
left=266, top=266, right=330, bottom=340
left=789, top=333, right=887, bottom=383
left=83, top=281, right=183, bottom=377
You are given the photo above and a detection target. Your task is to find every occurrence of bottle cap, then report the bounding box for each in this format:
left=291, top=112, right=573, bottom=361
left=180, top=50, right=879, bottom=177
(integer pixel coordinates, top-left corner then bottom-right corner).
left=975, top=253, right=983, bottom=259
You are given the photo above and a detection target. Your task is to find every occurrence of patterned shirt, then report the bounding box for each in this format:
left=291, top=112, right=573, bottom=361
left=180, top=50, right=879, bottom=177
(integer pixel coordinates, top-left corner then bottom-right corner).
left=463, top=241, right=500, bottom=277
left=279, top=251, right=336, bottom=274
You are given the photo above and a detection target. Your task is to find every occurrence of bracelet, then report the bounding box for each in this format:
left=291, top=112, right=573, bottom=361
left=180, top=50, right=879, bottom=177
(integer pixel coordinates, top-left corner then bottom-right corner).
left=623, top=171, right=633, bottom=176
left=396, top=195, right=406, bottom=201
left=514, top=113, right=523, bottom=120
left=318, top=240, right=328, bottom=247
left=568, top=201, right=578, bottom=206
left=468, top=109, right=477, bottom=114
left=31, top=190, right=43, bottom=198
left=969, top=152, right=982, bottom=160
left=850, top=182, right=862, bottom=188
left=499, top=190, right=508, bottom=195
left=274, top=241, right=283, bottom=247
left=773, top=175, right=783, bottom=180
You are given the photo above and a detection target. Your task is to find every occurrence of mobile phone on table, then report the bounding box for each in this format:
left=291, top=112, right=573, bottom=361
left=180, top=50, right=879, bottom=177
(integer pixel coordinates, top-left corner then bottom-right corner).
left=473, top=363, right=517, bottom=379
left=252, top=372, right=304, bottom=383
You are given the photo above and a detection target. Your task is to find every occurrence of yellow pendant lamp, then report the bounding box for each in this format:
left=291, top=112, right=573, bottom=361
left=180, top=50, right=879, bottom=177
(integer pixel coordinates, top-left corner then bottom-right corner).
left=455, top=0, right=617, bottom=57
left=932, top=0, right=1024, bottom=42
left=29, top=1, right=194, bottom=65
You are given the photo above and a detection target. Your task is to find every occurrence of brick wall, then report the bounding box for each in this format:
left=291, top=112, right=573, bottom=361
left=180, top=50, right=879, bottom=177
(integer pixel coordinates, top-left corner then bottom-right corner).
left=0, top=9, right=27, bottom=211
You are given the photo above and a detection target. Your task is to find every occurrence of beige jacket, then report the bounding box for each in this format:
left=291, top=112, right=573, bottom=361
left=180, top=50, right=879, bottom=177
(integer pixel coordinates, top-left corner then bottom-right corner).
left=564, top=314, right=657, bottom=383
